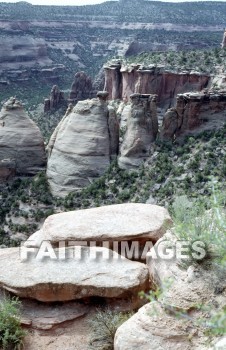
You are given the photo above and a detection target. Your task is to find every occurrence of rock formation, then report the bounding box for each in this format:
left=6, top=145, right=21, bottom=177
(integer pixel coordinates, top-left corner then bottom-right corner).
left=160, top=91, right=226, bottom=142
left=104, top=61, right=122, bottom=100
left=25, top=203, right=172, bottom=254
left=44, top=85, right=65, bottom=112
left=0, top=97, right=46, bottom=177
left=47, top=92, right=119, bottom=197
left=221, top=28, right=226, bottom=48
left=68, top=71, right=93, bottom=103
left=114, top=232, right=226, bottom=350
left=118, top=94, right=158, bottom=169
left=0, top=246, right=149, bottom=302
left=104, top=62, right=210, bottom=108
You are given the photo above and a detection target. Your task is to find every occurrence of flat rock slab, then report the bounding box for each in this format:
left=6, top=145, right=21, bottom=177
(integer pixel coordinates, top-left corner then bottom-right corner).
left=20, top=300, right=88, bottom=330
left=25, top=203, right=172, bottom=247
left=0, top=247, right=149, bottom=302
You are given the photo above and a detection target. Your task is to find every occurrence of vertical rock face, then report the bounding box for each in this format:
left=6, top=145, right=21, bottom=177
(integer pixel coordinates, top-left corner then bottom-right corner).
left=160, top=92, right=226, bottom=142
left=221, top=29, right=226, bottom=48
left=47, top=93, right=119, bottom=197
left=0, top=97, right=46, bottom=178
left=104, top=62, right=122, bottom=100
left=69, top=71, right=93, bottom=103
left=44, top=85, right=65, bottom=112
left=160, top=108, right=178, bottom=142
left=118, top=94, right=158, bottom=169
left=104, top=63, right=210, bottom=108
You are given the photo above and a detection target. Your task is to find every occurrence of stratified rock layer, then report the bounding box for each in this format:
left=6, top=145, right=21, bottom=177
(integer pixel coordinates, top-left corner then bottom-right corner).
left=104, top=63, right=209, bottom=108
left=118, top=93, right=158, bottom=169
left=25, top=203, right=172, bottom=248
left=47, top=95, right=119, bottom=197
left=0, top=247, right=149, bottom=302
left=0, top=97, right=46, bottom=176
left=160, top=91, right=226, bottom=141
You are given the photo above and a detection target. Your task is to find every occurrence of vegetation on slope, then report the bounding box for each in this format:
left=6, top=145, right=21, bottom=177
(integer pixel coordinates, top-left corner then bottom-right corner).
left=0, top=125, right=225, bottom=247
left=120, top=47, right=226, bottom=74
left=1, top=1, right=226, bottom=25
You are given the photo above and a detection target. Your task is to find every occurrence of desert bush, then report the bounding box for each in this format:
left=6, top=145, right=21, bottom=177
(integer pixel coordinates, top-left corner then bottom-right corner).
left=172, top=186, right=226, bottom=263
left=0, top=297, right=26, bottom=350
left=88, top=309, right=133, bottom=350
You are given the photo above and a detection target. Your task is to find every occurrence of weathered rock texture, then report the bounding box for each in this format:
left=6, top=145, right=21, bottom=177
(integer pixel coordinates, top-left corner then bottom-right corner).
left=104, top=63, right=209, bottom=108
left=160, top=91, right=226, bottom=141
left=118, top=93, right=158, bottom=169
left=69, top=71, right=93, bottom=103
left=0, top=247, right=149, bottom=302
left=0, top=97, right=46, bottom=176
left=115, top=233, right=226, bottom=350
left=47, top=94, right=119, bottom=197
left=21, top=299, right=88, bottom=330
left=44, top=85, right=65, bottom=112
left=25, top=203, right=172, bottom=249
left=221, top=28, right=226, bottom=48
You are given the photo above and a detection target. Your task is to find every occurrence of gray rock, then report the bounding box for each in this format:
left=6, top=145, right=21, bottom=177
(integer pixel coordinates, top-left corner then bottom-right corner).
left=25, top=203, right=172, bottom=248
left=0, top=247, right=149, bottom=302
left=47, top=97, right=119, bottom=197
left=118, top=94, right=158, bottom=169
left=0, top=97, right=46, bottom=176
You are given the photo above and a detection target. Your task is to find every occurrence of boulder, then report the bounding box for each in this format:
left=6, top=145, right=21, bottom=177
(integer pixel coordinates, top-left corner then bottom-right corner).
left=0, top=246, right=149, bottom=302
left=118, top=94, right=158, bottom=169
left=46, top=95, right=119, bottom=197
left=25, top=203, right=172, bottom=250
left=0, top=97, right=46, bottom=176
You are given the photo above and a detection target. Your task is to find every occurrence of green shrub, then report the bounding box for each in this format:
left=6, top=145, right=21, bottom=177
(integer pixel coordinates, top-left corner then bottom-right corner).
left=0, top=297, right=26, bottom=350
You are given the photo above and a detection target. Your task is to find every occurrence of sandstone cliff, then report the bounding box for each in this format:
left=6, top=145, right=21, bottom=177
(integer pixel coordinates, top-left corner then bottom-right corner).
left=47, top=93, right=119, bottom=197
left=104, top=62, right=210, bottom=108
left=160, top=91, right=226, bottom=141
left=0, top=97, right=46, bottom=180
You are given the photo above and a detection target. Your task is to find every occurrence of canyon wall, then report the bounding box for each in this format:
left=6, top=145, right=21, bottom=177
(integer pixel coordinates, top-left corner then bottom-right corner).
left=160, top=91, right=226, bottom=142
left=104, top=63, right=210, bottom=109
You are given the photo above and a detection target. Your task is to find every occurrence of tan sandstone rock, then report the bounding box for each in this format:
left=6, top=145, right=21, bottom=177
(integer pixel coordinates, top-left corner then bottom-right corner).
left=46, top=95, right=119, bottom=197
left=25, top=203, right=172, bottom=249
left=0, top=97, right=46, bottom=176
left=0, top=246, right=149, bottom=302
left=115, top=233, right=226, bottom=350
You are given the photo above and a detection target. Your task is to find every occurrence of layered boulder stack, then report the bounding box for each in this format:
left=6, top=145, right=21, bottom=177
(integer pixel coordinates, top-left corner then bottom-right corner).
left=0, top=97, right=46, bottom=181
left=47, top=92, right=119, bottom=197
left=0, top=203, right=171, bottom=306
